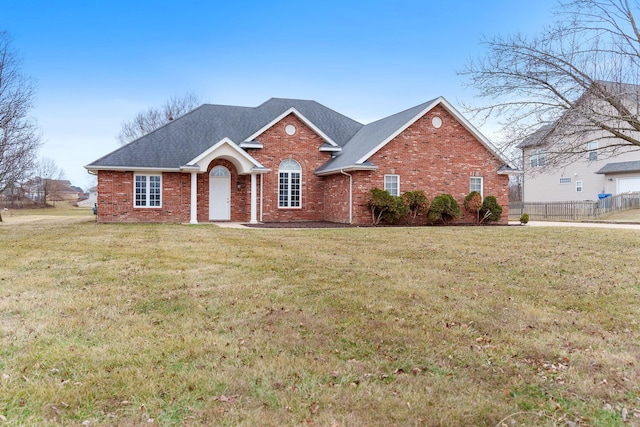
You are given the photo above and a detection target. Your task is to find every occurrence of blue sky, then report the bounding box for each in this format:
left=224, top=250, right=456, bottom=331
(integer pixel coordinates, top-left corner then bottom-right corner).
left=3, top=1, right=559, bottom=190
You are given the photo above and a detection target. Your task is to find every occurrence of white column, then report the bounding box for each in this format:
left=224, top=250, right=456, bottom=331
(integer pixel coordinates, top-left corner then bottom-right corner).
left=250, top=173, right=258, bottom=224
left=190, top=172, right=198, bottom=224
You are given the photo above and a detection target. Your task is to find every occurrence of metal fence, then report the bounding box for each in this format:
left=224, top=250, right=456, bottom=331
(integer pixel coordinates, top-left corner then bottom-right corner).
left=509, top=192, right=640, bottom=221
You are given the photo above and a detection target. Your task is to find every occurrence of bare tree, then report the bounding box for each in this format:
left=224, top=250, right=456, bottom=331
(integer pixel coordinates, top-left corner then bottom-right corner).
left=36, top=157, right=64, bottom=206
left=0, top=31, right=40, bottom=221
left=461, top=0, right=640, bottom=168
left=117, top=93, right=201, bottom=145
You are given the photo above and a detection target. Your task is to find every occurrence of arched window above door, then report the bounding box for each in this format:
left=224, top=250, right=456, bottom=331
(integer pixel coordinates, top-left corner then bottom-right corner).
left=210, top=165, right=230, bottom=177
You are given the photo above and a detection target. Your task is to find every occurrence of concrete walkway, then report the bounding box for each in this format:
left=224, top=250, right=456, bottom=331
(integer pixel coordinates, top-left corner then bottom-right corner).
left=213, top=221, right=640, bottom=230
left=510, top=220, right=640, bottom=230
left=210, top=222, right=249, bottom=228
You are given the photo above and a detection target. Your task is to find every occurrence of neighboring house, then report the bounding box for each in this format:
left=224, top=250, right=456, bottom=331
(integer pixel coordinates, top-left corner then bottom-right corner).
left=85, top=97, right=516, bottom=225
left=520, top=82, right=640, bottom=202
left=87, top=187, right=98, bottom=205
left=77, top=187, right=98, bottom=208
left=23, top=178, right=83, bottom=202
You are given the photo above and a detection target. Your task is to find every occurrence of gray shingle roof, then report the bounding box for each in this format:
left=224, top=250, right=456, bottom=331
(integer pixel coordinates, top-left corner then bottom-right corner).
left=519, top=81, right=640, bottom=150
left=86, top=97, right=512, bottom=174
left=518, top=124, right=555, bottom=149
left=316, top=100, right=436, bottom=173
left=86, top=98, right=363, bottom=170
left=596, top=160, right=640, bottom=174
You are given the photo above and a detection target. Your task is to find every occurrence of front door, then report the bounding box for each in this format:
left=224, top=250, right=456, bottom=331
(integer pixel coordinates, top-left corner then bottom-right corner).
left=209, top=166, right=231, bottom=220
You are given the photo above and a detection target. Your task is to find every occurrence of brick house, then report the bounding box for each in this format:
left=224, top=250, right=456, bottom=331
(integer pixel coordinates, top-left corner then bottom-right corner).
left=85, top=97, right=516, bottom=225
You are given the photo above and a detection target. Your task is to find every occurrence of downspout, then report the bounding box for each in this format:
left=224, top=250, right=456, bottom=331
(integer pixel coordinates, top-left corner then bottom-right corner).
left=340, top=170, right=353, bottom=224
left=260, top=173, right=263, bottom=222
left=521, top=149, right=525, bottom=217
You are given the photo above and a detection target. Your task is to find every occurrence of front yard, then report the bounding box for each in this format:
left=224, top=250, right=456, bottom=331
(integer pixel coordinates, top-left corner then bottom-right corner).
left=0, top=217, right=639, bottom=426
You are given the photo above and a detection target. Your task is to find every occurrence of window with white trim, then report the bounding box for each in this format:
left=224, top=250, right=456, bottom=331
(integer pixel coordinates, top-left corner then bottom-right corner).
left=134, top=174, right=162, bottom=207
left=384, top=174, right=400, bottom=196
left=530, top=149, right=546, bottom=168
left=588, top=141, right=598, bottom=161
left=576, top=180, right=583, bottom=193
left=278, top=159, right=301, bottom=208
left=470, top=176, right=483, bottom=198
left=559, top=177, right=572, bottom=184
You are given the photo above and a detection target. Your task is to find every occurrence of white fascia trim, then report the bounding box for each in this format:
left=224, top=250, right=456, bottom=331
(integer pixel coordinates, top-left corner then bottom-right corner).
left=315, top=164, right=378, bottom=176
left=243, top=107, right=340, bottom=147
left=354, top=96, right=512, bottom=168
left=498, top=168, right=524, bottom=175
left=239, top=141, right=263, bottom=149
left=354, top=98, right=442, bottom=164
left=251, top=166, right=271, bottom=174
left=436, top=97, right=511, bottom=166
left=84, top=165, right=180, bottom=173
left=187, top=137, right=265, bottom=170
left=319, top=145, right=342, bottom=152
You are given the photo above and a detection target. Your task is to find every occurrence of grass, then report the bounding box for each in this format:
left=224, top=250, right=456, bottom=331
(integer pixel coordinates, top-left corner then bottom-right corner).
left=598, top=208, right=640, bottom=222
left=1, top=214, right=639, bottom=425
left=1, top=201, right=94, bottom=219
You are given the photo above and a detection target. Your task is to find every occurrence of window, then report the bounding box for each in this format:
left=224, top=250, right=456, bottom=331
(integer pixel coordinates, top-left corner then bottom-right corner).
left=470, top=176, right=483, bottom=198
left=278, top=159, right=301, bottom=208
left=384, top=174, right=400, bottom=196
left=530, top=149, right=546, bottom=168
left=576, top=180, right=583, bottom=193
left=135, top=174, right=161, bottom=207
left=559, top=177, right=572, bottom=184
left=588, top=141, right=598, bottom=161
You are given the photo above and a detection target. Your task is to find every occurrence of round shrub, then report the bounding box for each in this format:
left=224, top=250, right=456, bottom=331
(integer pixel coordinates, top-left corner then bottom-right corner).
left=366, top=188, right=409, bottom=225
left=464, top=191, right=483, bottom=222
left=427, top=194, right=462, bottom=224
left=401, top=190, right=430, bottom=224
left=520, top=213, right=530, bottom=225
left=479, top=196, right=503, bottom=222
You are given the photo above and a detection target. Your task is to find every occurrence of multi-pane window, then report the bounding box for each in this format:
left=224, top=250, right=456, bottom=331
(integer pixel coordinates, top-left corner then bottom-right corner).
left=279, top=159, right=301, bottom=208
left=530, top=148, right=546, bottom=168
left=470, top=176, right=483, bottom=198
left=576, top=180, right=583, bottom=193
left=384, top=174, right=400, bottom=197
left=135, top=174, right=161, bottom=207
left=588, top=141, right=598, bottom=161
left=559, top=177, right=572, bottom=184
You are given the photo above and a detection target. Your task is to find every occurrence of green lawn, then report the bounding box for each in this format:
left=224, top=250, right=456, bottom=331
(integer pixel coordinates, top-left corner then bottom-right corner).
left=1, top=217, right=639, bottom=426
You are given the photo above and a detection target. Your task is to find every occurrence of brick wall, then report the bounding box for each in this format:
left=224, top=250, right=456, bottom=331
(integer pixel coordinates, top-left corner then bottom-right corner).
left=323, top=174, right=351, bottom=223
left=248, top=113, right=333, bottom=222
left=350, top=105, right=509, bottom=225
left=96, top=170, right=190, bottom=223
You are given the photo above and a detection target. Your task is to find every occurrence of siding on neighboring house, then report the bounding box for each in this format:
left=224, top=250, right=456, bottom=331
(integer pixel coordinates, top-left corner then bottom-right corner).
left=523, top=141, right=640, bottom=202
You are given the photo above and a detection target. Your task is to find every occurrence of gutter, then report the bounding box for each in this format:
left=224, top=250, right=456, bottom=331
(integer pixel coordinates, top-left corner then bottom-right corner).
left=315, top=164, right=377, bottom=177
left=340, top=170, right=353, bottom=224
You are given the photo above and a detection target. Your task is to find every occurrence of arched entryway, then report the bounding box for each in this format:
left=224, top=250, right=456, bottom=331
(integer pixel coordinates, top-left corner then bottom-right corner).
left=209, top=166, right=231, bottom=220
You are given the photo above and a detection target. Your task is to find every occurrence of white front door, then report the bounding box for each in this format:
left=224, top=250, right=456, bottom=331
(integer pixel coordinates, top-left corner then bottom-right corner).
left=209, top=166, right=231, bottom=220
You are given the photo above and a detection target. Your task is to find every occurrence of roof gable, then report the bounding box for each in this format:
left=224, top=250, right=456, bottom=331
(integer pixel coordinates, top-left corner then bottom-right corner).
left=248, top=98, right=363, bottom=147
left=317, top=97, right=510, bottom=174
left=244, top=107, right=340, bottom=147
left=520, top=80, right=640, bottom=150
